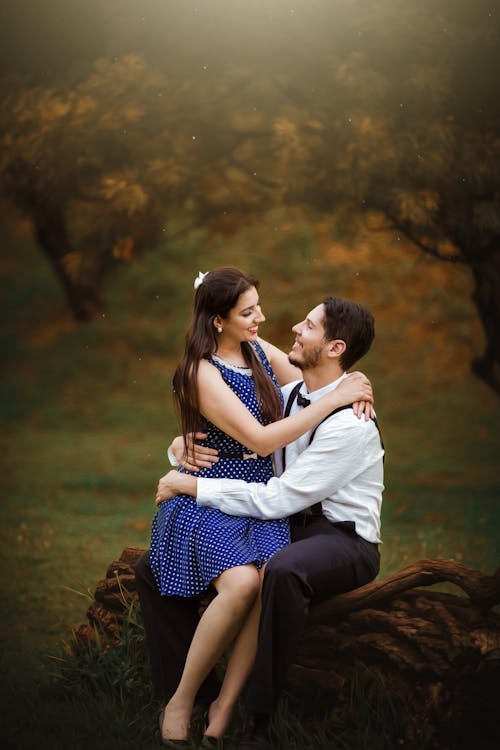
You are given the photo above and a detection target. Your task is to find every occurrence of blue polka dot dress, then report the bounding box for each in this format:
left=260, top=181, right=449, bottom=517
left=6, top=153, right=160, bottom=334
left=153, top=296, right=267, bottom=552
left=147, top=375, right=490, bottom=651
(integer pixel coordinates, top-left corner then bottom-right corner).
left=150, top=341, right=291, bottom=597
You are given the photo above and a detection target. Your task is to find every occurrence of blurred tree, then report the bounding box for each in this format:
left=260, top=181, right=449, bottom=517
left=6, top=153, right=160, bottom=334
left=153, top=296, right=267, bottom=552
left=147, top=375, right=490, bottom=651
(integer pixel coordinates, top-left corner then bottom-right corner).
left=0, top=1, right=498, bottom=392
left=353, top=124, right=500, bottom=393
left=0, top=54, right=287, bottom=318
left=275, top=1, right=500, bottom=392
left=0, top=55, right=191, bottom=318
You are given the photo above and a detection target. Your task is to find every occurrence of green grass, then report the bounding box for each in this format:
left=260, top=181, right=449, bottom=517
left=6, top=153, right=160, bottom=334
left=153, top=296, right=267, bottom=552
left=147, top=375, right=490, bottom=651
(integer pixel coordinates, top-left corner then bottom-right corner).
left=0, top=211, right=499, bottom=748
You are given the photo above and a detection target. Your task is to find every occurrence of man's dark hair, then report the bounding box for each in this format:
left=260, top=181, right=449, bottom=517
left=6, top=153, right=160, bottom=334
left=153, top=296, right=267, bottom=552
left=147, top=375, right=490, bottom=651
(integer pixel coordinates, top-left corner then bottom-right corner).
left=322, top=296, right=375, bottom=370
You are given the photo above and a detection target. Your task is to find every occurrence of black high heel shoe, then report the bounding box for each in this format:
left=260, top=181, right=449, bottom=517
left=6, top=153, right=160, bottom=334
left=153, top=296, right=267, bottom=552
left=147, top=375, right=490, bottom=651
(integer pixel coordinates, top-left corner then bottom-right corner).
left=158, top=707, right=191, bottom=748
left=200, top=737, right=219, bottom=748
left=200, top=710, right=224, bottom=749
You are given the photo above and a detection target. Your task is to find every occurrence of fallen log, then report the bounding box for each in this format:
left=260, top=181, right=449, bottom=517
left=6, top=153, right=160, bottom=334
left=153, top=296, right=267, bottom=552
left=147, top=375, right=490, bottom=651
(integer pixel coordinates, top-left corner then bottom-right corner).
left=74, top=548, right=500, bottom=749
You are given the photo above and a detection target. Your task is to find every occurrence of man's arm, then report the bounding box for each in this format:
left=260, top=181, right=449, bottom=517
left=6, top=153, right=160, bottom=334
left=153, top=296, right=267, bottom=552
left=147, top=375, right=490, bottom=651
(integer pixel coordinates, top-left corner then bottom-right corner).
left=157, top=416, right=382, bottom=519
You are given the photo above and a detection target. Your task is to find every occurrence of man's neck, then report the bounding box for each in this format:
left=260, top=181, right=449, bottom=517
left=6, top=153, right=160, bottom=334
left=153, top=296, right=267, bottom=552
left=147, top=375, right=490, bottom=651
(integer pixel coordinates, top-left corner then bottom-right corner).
left=302, top=364, right=345, bottom=394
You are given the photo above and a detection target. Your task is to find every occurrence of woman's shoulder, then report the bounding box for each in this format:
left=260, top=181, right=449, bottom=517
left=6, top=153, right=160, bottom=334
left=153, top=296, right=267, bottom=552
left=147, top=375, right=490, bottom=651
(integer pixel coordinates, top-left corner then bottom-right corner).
left=252, top=338, right=270, bottom=366
left=198, top=357, right=223, bottom=380
left=255, top=337, right=270, bottom=357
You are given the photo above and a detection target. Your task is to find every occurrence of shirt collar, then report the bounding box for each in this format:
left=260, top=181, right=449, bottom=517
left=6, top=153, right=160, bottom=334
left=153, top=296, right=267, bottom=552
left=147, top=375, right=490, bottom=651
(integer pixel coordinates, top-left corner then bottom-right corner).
left=302, top=372, right=348, bottom=403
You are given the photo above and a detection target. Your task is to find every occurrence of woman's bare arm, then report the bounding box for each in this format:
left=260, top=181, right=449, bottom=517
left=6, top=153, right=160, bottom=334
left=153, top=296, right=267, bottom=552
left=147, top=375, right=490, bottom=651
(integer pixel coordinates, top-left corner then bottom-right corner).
left=197, top=359, right=372, bottom=456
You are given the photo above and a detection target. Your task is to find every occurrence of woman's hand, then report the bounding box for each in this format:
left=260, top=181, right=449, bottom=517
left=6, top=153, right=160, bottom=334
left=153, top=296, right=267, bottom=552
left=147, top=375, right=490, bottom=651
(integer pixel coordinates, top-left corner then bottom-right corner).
left=155, top=471, right=181, bottom=506
left=170, top=432, right=219, bottom=472
left=352, top=400, right=376, bottom=421
left=333, top=372, right=374, bottom=420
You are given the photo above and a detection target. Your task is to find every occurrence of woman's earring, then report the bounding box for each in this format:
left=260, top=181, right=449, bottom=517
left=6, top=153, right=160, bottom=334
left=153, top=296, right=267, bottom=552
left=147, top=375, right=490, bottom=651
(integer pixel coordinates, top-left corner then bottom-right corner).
left=217, top=326, right=223, bottom=334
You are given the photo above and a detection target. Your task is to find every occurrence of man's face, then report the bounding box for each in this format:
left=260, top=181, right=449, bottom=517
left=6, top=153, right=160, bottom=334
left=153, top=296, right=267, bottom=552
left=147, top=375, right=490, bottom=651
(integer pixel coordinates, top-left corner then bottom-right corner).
left=288, top=304, right=328, bottom=370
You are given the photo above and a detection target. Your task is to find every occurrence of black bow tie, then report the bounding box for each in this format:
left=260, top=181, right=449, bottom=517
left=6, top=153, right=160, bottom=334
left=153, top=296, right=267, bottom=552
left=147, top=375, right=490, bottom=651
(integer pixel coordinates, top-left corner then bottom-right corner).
left=297, top=392, right=311, bottom=408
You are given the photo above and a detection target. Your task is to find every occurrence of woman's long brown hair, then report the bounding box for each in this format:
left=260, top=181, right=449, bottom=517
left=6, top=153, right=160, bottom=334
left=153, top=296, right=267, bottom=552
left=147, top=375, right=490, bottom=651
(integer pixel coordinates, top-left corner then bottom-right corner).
left=172, top=267, right=282, bottom=449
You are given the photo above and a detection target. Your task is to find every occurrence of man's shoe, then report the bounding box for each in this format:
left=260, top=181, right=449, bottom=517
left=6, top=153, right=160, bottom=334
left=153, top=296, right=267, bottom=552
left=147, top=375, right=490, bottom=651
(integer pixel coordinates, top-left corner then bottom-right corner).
left=234, top=712, right=272, bottom=750
left=223, top=713, right=272, bottom=750
left=234, top=735, right=271, bottom=750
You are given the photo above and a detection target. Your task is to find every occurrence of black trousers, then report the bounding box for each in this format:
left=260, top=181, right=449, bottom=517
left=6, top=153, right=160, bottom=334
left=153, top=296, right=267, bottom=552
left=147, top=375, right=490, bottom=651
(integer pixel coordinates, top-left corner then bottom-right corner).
left=246, top=516, right=380, bottom=714
left=134, top=516, right=379, bottom=713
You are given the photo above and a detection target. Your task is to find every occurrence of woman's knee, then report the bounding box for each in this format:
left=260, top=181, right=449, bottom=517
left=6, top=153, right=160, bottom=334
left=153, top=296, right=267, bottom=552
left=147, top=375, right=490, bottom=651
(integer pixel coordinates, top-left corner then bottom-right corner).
left=215, top=565, right=260, bottom=603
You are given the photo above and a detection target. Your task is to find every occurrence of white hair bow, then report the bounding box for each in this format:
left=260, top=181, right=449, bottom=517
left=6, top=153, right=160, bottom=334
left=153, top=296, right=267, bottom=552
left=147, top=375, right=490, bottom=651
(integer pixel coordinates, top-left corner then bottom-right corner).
left=194, top=271, right=208, bottom=290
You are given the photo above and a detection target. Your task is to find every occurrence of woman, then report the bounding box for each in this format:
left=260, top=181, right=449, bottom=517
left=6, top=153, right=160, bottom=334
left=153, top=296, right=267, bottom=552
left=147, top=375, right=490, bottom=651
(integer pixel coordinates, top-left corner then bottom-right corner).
left=150, top=268, right=372, bottom=746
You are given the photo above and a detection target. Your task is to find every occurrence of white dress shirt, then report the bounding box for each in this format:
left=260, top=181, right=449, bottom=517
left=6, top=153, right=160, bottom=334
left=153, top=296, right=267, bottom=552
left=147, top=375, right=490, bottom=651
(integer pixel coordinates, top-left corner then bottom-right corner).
left=197, top=375, right=384, bottom=544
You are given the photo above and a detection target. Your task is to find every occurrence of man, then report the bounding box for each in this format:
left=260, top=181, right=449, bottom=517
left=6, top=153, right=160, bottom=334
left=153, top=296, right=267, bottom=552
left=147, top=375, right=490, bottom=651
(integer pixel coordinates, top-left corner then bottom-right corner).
left=136, top=296, right=384, bottom=749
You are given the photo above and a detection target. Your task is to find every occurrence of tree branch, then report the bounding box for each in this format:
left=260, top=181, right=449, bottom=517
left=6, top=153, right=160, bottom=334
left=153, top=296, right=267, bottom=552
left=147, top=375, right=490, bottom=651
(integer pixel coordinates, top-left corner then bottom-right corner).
left=308, top=558, right=500, bottom=625
left=383, top=211, right=463, bottom=263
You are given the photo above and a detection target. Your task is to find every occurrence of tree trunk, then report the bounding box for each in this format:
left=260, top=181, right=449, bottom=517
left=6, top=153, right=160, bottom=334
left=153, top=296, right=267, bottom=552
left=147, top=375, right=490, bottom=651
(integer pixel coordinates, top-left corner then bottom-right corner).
left=468, top=248, right=500, bottom=395
left=380, top=208, right=500, bottom=398
left=74, top=549, right=500, bottom=748
left=33, top=204, right=103, bottom=321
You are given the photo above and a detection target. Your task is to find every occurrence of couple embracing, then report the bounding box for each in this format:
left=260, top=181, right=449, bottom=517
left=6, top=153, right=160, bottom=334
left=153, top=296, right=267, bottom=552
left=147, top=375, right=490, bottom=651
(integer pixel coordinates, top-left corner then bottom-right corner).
left=135, top=267, right=384, bottom=749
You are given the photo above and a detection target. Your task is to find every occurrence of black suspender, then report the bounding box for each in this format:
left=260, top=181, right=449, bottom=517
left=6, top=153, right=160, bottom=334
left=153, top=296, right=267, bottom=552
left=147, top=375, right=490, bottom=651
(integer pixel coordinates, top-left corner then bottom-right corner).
left=282, top=380, right=384, bottom=524
left=282, top=381, right=384, bottom=471
left=281, top=382, right=303, bottom=470
left=283, top=382, right=303, bottom=419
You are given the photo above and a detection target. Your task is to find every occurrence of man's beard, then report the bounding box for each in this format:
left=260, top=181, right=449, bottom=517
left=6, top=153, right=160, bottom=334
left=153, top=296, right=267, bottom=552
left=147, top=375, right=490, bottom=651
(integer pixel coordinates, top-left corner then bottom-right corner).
left=288, top=344, right=323, bottom=371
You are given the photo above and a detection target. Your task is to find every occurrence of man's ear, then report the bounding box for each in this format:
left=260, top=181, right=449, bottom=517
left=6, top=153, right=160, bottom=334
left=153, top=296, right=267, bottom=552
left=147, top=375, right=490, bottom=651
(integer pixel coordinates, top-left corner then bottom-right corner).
left=327, top=339, right=346, bottom=360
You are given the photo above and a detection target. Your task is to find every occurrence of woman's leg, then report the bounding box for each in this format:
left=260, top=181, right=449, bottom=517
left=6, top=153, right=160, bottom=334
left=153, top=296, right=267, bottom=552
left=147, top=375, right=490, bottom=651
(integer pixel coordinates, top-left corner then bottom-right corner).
left=134, top=551, right=219, bottom=705
left=204, top=565, right=266, bottom=740
left=161, top=564, right=260, bottom=741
